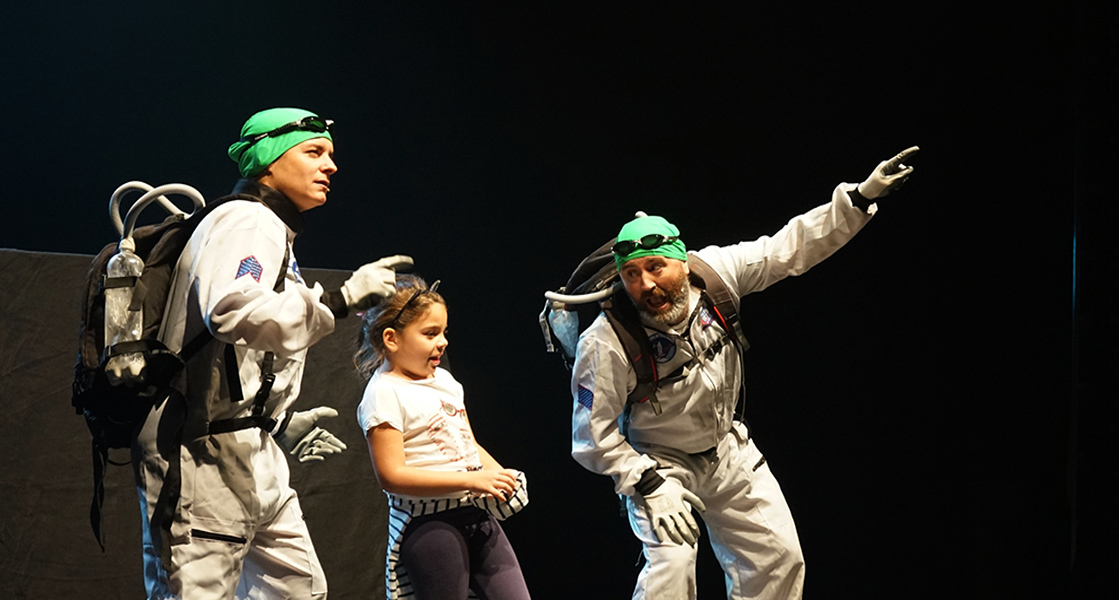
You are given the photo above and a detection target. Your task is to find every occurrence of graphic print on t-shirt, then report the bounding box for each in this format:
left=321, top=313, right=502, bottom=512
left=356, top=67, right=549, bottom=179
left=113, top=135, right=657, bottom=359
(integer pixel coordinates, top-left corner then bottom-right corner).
left=426, top=399, right=477, bottom=465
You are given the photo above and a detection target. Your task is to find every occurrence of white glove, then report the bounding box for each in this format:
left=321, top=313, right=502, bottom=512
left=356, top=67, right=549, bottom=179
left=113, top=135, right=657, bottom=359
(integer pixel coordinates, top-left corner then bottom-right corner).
left=639, top=478, right=707, bottom=546
left=340, top=255, right=414, bottom=311
left=857, top=146, right=920, bottom=199
left=104, top=352, right=147, bottom=386
left=276, top=407, right=348, bottom=463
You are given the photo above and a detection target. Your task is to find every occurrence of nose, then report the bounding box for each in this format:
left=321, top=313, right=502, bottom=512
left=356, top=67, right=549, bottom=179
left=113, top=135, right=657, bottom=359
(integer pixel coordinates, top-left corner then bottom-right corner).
left=640, top=271, right=658, bottom=292
left=322, top=155, right=338, bottom=175
left=436, top=334, right=448, bottom=351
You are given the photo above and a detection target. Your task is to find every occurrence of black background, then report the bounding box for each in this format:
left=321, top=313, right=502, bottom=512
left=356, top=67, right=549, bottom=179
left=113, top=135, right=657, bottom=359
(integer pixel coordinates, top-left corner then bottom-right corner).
left=2, top=2, right=1114, bottom=598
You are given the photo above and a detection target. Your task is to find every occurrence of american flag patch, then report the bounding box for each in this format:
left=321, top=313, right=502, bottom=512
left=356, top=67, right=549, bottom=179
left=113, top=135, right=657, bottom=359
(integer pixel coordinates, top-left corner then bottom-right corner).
left=577, top=385, right=594, bottom=410
left=236, top=256, right=263, bottom=282
left=700, top=307, right=714, bottom=329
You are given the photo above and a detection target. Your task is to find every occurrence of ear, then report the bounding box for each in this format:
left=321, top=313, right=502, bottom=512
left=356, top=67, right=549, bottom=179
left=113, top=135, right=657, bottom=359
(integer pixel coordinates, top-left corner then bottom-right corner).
left=382, top=328, right=399, bottom=353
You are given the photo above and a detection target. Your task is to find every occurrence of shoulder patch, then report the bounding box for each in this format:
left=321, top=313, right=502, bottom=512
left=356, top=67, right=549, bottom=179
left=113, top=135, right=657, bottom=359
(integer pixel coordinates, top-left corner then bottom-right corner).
left=700, top=307, right=714, bottom=329
left=236, top=256, right=263, bottom=282
left=577, top=385, right=594, bottom=410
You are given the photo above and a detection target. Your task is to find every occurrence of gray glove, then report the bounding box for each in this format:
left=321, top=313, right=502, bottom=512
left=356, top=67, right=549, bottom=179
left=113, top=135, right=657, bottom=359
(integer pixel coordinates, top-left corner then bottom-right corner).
left=276, top=407, right=348, bottom=463
left=340, top=255, right=414, bottom=311
left=640, top=478, right=707, bottom=546
left=857, top=146, right=920, bottom=199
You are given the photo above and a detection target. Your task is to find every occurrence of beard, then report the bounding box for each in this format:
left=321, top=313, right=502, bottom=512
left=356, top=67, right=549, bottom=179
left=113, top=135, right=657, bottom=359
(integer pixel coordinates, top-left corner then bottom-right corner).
left=635, top=272, right=691, bottom=327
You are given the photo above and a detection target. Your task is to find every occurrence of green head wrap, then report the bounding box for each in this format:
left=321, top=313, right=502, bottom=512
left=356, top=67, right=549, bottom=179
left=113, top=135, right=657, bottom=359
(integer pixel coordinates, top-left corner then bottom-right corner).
left=227, top=107, right=333, bottom=178
left=613, top=213, right=688, bottom=269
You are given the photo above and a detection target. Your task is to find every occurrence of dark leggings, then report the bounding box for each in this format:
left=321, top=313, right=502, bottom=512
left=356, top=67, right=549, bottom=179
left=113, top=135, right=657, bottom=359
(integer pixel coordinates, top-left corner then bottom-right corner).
left=399, top=506, right=530, bottom=600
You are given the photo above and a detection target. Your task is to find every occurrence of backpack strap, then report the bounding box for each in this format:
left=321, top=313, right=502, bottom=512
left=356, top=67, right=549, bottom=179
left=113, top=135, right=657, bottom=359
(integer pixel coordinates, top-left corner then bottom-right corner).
left=206, top=243, right=289, bottom=435
left=687, top=255, right=751, bottom=422
left=687, top=255, right=749, bottom=352
left=605, top=254, right=751, bottom=438
left=602, top=287, right=661, bottom=414
left=601, top=286, right=661, bottom=440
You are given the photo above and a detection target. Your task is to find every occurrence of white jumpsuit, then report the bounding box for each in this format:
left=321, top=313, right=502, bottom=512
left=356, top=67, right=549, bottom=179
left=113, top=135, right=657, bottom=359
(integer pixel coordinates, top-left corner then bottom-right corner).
left=571, top=183, right=874, bottom=600
left=134, top=183, right=337, bottom=600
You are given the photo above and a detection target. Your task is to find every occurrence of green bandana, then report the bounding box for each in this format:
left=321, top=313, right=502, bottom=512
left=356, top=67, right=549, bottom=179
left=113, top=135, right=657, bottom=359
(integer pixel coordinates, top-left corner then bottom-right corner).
left=227, top=108, right=333, bottom=178
left=613, top=214, right=688, bottom=269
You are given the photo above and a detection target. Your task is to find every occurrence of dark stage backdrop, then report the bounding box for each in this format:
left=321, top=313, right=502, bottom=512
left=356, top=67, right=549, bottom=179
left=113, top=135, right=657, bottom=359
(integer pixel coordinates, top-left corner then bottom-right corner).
left=2, top=2, right=1113, bottom=599
left=0, top=249, right=387, bottom=599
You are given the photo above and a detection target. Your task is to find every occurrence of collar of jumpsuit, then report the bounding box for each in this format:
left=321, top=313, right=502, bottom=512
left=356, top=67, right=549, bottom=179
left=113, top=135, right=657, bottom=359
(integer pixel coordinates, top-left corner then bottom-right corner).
left=232, top=178, right=306, bottom=235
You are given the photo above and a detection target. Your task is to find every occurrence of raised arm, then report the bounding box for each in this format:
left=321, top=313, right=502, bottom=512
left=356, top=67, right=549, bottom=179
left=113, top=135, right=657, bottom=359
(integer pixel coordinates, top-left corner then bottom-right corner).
left=701, top=146, right=920, bottom=297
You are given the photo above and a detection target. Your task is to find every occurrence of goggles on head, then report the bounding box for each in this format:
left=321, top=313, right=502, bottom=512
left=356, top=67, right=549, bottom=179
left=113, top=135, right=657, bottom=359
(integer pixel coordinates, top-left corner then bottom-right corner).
left=239, top=116, right=334, bottom=149
left=611, top=234, right=679, bottom=257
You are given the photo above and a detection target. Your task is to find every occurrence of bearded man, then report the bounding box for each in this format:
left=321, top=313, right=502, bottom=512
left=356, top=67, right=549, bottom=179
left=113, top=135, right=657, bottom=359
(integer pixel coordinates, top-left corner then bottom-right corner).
left=570, top=147, right=918, bottom=600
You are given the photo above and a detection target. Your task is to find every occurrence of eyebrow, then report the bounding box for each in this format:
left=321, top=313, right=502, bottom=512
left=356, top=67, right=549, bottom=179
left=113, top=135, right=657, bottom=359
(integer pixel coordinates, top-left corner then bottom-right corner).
left=627, top=257, right=666, bottom=270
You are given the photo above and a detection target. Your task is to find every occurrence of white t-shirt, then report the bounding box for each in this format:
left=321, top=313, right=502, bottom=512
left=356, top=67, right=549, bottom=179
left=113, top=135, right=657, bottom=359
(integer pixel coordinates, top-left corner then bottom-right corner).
left=357, top=366, right=483, bottom=502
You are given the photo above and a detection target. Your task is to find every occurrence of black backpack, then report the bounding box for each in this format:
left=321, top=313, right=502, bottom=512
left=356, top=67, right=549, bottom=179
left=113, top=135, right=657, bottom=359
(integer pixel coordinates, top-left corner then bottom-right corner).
left=540, top=237, right=750, bottom=424
left=72, top=183, right=280, bottom=549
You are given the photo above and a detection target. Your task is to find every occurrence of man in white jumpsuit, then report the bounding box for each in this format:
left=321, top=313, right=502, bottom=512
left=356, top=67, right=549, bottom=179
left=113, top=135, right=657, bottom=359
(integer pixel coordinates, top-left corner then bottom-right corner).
left=129, top=107, right=411, bottom=599
left=571, top=147, right=918, bottom=600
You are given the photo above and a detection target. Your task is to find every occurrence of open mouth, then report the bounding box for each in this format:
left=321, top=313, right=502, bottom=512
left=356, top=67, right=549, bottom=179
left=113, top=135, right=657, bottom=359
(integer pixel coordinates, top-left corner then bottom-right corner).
left=644, top=293, right=670, bottom=312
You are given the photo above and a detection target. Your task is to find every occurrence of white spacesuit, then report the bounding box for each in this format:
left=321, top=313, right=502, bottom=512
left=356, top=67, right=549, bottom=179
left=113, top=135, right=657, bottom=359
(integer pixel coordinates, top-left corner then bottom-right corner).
left=134, top=182, right=337, bottom=599
left=571, top=147, right=917, bottom=600
left=129, top=107, right=408, bottom=600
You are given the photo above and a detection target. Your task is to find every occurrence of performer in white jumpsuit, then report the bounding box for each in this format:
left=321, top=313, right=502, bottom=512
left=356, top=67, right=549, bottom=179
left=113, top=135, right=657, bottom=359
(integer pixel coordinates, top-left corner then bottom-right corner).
left=132, top=107, right=411, bottom=600
left=571, top=148, right=918, bottom=600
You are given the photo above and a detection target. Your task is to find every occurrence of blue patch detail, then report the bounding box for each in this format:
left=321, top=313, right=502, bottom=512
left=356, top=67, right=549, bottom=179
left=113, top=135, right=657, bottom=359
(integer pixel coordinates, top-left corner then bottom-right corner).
left=577, top=385, right=594, bottom=410
left=649, top=334, right=677, bottom=363
left=700, top=308, right=714, bottom=329
left=236, top=256, right=263, bottom=282
left=290, top=256, right=305, bottom=284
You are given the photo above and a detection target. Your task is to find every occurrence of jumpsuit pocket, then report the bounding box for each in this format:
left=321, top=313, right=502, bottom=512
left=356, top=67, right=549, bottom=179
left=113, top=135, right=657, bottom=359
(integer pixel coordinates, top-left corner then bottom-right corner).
left=190, top=528, right=248, bottom=545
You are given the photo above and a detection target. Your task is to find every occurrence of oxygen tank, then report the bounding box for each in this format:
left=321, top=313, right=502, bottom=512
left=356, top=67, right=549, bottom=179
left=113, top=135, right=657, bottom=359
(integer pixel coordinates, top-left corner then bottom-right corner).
left=547, top=301, right=580, bottom=357
left=103, top=239, right=147, bottom=385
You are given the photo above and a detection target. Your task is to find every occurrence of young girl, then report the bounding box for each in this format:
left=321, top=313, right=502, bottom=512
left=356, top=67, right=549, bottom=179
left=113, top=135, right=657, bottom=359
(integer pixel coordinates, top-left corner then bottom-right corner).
left=354, top=275, right=531, bottom=600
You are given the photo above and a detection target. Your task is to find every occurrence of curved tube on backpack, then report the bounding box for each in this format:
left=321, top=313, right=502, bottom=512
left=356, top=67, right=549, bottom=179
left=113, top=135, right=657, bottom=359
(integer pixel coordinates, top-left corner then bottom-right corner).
left=544, top=282, right=620, bottom=305
left=110, top=181, right=206, bottom=237
left=110, top=181, right=187, bottom=235
left=117, top=183, right=207, bottom=248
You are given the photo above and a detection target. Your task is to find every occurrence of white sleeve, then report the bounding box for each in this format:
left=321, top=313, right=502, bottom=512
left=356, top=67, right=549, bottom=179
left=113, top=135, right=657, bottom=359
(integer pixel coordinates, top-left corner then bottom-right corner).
left=570, top=319, right=659, bottom=497
left=357, top=375, right=404, bottom=434
left=698, top=183, right=875, bottom=297
left=193, top=202, right=336, bottom=353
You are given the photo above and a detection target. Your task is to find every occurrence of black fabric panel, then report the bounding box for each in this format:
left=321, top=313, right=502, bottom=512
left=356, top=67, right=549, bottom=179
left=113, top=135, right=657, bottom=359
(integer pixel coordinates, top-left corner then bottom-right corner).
left=0, top=249, right=388, bottom=599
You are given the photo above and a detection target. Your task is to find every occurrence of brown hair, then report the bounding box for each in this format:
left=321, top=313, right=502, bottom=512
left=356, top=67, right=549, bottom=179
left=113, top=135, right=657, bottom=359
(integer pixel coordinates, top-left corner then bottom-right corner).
left=353, top=274, right=445, bottom=380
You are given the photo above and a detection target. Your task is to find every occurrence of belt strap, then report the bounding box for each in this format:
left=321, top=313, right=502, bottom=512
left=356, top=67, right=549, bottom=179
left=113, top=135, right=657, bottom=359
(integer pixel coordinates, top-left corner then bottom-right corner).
left=207, top=415, right=278, bottom=435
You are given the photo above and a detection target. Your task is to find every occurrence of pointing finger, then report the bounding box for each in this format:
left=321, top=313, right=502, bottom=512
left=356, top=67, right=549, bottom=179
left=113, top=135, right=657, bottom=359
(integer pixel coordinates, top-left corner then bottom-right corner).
left=370, top=255, right=414, bottom=271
